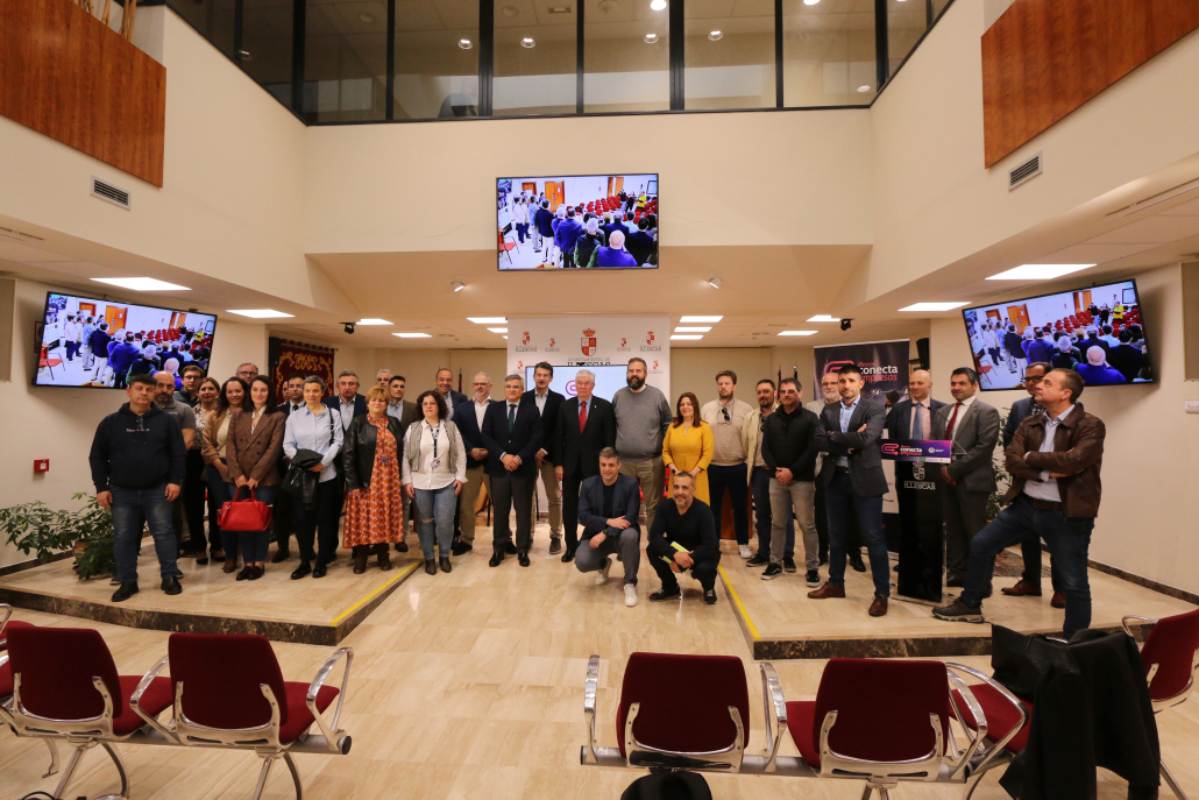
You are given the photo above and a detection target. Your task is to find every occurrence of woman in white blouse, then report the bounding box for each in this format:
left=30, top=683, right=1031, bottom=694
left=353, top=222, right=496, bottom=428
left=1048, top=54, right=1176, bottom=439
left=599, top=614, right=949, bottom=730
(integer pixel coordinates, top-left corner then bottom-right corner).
left=402, top=390, right=466, bottom=575
left=282, top=375, right=344, bottom=580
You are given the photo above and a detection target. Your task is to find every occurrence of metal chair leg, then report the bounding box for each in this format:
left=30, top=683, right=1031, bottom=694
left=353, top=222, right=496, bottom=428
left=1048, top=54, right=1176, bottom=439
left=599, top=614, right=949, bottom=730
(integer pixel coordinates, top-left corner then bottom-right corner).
left=283, top=752, right=303, bottom=800
left=52, top=742, right=90, bottom=800
left=252, top=755, right=276, bottom=800
left=963, top=771, right=986, bottom=800
left=1162, top=759, right=1190, bottom=800
left=860, top=786, right=874, bottom=800
left=42, top=738, right=60, bottom=778
left=100, top=741, right=129, bottom=798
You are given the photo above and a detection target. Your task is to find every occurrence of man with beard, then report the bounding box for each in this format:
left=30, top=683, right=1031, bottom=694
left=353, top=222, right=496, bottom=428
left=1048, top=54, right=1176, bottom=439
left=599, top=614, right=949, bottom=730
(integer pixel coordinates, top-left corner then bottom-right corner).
left=153, top=371, right=197, bottom=561
left=612, top=357, right=672, bottom=531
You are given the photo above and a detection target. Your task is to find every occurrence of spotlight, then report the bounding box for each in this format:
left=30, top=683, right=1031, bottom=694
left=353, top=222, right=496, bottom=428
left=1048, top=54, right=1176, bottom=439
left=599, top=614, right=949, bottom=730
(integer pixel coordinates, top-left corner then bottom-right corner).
left=457, top=38, right=473, bottom=50
left=451, top=280, right=466, bottom=293
left=643, top=32, right=659, bottom=44
left=343, top=322, right=356, bottom=334
left=520, top=36, right=536, bottom=48
left=707, top=29, right=723, bottom=41
left=650, top=0, right=667, bottom=10
left=839, top=318, right=853, bottom=331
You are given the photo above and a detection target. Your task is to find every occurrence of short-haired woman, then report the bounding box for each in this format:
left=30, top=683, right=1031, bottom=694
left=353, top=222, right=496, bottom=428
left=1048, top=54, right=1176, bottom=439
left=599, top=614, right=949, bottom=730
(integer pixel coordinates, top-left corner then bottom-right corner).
left=224, top=376, right=285, bottom=580
left=662, top=391, right=714, bottom=505
left=402, top=390, right=466, bottom=575
left=283, top=375, right=344, bottom=579
left=341, top=385, right=405, bottom=573
left=201, top=377, right=250, bottom=570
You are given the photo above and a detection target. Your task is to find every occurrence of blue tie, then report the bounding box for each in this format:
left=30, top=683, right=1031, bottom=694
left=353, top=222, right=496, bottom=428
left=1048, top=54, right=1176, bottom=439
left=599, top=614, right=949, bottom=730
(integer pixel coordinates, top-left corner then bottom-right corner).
left=912, top=403, right=924, bottom=440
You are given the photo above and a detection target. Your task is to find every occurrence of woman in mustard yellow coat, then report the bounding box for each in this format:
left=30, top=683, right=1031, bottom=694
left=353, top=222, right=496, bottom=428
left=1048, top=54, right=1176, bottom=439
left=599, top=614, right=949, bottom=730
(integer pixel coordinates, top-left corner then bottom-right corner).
left=662, top=392, right=714, bottom=504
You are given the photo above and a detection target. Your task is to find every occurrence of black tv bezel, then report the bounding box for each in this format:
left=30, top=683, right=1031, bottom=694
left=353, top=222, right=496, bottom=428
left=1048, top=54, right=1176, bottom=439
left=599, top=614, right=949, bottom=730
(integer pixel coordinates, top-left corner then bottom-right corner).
left=495, top=171, right=660, bottom=272
left=960, top=277, right=1154, bottom=392
left=33, top=290, right=220, bottom=390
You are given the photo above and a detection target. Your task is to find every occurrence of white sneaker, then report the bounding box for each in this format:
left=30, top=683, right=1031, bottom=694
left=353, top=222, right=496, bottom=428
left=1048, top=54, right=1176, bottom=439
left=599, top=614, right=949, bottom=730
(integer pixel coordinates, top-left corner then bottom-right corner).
left=739, top=544, right=753, bottom=559
left=624, top=583, right=638, bottom=607
left=595, top=556, right=612, bottom=585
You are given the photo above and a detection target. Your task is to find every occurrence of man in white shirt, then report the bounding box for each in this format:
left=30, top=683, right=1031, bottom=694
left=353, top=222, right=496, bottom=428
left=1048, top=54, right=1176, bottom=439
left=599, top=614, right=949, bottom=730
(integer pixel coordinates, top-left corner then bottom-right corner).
left=700, top=370, right=755, bottom=559
left=454, top=372, right=495, bottom=554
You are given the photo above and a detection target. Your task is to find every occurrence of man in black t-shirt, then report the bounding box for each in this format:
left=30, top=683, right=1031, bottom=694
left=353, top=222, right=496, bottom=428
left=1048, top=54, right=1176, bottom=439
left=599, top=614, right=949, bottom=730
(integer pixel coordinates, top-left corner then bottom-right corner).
left=647, top=472, right=721, bottom=604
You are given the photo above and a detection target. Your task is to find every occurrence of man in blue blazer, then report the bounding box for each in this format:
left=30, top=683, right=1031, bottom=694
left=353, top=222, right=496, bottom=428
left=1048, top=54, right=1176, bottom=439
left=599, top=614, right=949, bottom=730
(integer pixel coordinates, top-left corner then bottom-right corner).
left=452, top=372, right=497, bottom=555
left=482, top=374, right=542, bottom=567
left=573, top=448, right=641, bottom=607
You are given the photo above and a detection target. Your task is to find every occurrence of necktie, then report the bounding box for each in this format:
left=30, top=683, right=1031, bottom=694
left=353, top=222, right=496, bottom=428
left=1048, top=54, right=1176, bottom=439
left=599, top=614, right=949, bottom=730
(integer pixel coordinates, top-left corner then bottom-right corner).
left=945, top=402, right=962, bottom=440
left=578, top=400, right=588, bottom=432
left=508, top=403, right=516, bottom=433
left=911, top=402, right=924, bottom=440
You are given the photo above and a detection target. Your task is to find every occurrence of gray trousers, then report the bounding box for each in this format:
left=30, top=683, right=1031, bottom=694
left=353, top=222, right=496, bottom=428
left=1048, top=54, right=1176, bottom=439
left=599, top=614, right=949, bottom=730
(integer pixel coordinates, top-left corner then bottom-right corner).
left=531, top=458, right=562, bottom=536
left=574, top=527, right=641, bottom=584
left=768, top=479, right=819, bottom=569
left=620, top=456, right=664, bottom=532
left=457, top=464, right=488, bottom=545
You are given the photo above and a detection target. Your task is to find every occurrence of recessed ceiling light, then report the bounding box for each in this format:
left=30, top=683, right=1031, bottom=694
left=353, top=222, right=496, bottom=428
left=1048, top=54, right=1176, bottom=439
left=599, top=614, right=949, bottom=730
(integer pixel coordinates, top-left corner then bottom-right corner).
left=457, top=38, right=473, bottom=50
left=451, top=280, right=466, bottom=292
left=778, top=330, right=818, bottom=336
left=467, top=316, right=507, bottom=324
left=392, top=332, right=433, bottom=339
left=643, top=32, right=659, bottom=44
left=227, top=308, right=293, bottom=319
left=803, top=0, right=821, bottom=5
left=707, top=29, right=723, bottom=41
left=547, top=4, right=571, bottom=13
left=986, top=263, right=1096, bottom=281
left=807, top=314, right=839, bottom=322
left=670, top=334, right=703, bottom=341
left=356, top=318, right=393, bottom=326
left=650, top=0, right=667, bottom=10
left=898, top=302, right=970, bottom=312
left=91, top=277, right=190, bottom=291
left=520, top=36, right=536, bottom=48
left=674, top=326, right=712, bottom=333
left=856, top=84, right=872, bottom=93
left=705, top=277, right=723, bottom=289
left=487, top=327, right=508, bottom=334
left=679, top=315, right=723, bottom=323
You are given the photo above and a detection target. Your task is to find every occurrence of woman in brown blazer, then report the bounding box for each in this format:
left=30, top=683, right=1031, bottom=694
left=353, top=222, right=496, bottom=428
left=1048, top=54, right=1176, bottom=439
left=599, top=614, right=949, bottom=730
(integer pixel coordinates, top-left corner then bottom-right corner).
left=201, top=377, right=249, bottom=568
left=225, top=376, right=286, bottom=580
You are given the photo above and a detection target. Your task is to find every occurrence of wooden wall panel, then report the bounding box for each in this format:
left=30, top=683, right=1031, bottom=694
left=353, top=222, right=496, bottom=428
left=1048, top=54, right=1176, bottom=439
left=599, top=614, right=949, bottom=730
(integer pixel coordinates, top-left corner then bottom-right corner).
left=981, top=0, right=1199, bottom=168
left=0, top=0, right=166, bottom=187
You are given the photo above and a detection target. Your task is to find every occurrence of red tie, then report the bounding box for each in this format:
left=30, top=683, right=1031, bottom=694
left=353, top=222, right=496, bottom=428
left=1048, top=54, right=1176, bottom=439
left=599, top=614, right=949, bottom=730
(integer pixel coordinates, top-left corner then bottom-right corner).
left=579, top=400, right=588, bottom=432
left=945, top=402, right=962, bottom=440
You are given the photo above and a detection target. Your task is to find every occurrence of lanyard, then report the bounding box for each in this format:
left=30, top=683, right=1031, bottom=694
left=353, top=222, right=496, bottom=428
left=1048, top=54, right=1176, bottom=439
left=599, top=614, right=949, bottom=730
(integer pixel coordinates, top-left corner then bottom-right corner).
left=425, top=422, right=442, bottom=460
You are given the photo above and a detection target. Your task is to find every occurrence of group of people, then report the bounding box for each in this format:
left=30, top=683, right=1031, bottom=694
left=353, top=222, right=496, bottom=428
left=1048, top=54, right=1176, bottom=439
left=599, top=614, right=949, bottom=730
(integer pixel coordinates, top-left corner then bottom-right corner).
left=503, top=190, right=659, bottom=268
left=972, top=318, right=1149, bottom=386
left=43, top=314, right=213, bottom=389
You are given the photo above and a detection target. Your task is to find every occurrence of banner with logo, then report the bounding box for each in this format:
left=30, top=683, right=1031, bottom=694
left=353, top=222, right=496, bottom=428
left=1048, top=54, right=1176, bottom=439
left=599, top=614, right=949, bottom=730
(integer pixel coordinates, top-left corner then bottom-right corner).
left=813, top=339, right=910, bottom=400
left=880, top=439, right=953, bottom=464
left=508, top=316, right=671, bottom=399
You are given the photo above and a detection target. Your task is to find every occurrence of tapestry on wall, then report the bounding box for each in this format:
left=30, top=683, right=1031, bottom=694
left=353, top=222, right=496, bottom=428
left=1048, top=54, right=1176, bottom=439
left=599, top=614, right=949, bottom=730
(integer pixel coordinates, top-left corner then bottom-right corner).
left=268, top=338, right=334, bottom=402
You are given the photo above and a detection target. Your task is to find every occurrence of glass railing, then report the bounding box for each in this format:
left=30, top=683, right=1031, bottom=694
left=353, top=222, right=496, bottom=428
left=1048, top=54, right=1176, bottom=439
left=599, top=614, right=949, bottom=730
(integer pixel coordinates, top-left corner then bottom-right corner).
left=158, top=0, right=954, bottom=124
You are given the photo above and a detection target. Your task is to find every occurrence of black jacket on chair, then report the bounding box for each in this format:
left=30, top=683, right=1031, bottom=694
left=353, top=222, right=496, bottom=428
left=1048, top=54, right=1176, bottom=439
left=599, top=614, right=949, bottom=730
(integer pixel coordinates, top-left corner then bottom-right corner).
left=340, top=415, right=403, bottom=491
left=555, top=396, right=616, bottom=479
left=481, top=400, right=542, bottom=477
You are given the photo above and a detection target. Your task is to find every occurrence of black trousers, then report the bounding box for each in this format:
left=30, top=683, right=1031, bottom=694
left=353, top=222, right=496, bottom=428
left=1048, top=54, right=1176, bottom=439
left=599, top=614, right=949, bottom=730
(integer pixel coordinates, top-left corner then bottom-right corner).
left=272, top=479, right=294, bottom=553
left=816, top=480, right=863, bottom=559
left=180, top=450, right=206, bottom=553
left=650, top=552, right=719, bottom=592
left=707, top=464, right=749, bottom=545
left=940, top=485, right=989, bottom=581
left=490, top=472, right=534, bottom=551
left=561, top=471, right=592, bottom=550
left=295, top=480, right=340, bottom=566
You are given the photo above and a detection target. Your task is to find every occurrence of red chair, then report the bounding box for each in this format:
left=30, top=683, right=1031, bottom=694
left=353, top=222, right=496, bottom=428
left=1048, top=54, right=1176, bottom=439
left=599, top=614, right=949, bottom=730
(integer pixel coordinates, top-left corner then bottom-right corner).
left=1124, top=609, right=1199, bottom=799
left=498, top=228, right=518, bottom=265
left=4, top=625, right=173, bottom=800
left=0, top=608, right=58, bottom=780
left=139, top=632, right=352, bottom=799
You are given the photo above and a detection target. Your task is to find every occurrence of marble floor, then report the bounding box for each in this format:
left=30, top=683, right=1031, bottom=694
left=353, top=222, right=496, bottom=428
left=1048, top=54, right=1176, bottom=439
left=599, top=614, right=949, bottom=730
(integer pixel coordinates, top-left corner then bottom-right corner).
left=1, top=524, right=1196, bottom=799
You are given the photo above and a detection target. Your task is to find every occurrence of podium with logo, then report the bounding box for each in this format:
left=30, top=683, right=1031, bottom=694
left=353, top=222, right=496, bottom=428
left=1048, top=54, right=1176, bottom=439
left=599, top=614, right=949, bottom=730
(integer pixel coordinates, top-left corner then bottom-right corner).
left=882, top=439, right=951, bottom=602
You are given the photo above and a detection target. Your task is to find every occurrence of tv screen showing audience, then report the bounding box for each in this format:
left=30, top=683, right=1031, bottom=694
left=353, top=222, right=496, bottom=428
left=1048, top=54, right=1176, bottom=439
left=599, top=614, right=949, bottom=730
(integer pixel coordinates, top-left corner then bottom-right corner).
left=961, top=279, right=1152, bottom=391
left=34, top=291, right=218, bottom=389
left=524, top=364, right=629, bottom=401
left=497, top=173, right=659, bottom=271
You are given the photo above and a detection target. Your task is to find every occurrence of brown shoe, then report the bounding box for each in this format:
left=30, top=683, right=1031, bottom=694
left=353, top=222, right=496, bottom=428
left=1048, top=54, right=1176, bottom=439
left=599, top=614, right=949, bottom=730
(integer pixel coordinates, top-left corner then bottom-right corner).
left=1001, top=580, right=1042, bottom=597
left=807, top=582, right=846, bottom=599
left=868, top=596, right=888, bottom=617
left=1050, top=592, right=1066, bottom=609
left=222, top=559, right=238, bottom=574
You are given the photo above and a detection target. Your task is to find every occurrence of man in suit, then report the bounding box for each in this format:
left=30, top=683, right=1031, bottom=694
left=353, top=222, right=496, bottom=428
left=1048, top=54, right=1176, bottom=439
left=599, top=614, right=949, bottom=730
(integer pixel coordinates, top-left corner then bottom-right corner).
left=573, top=448, right=641, bottom=607
left=435, top=367, right=468, bottom=421
left=482, top=374, right=542, bottom=567
left=932, top=367, right=1000, bottom=587
left=809, top=365, right=891, bottom=617
left=886, top=369, right=945, bottom=441
left=386, top=374, right=420, bottom=431
left=1106, top=329, right=1145, bottom=383
left=453, top=372, right=496, bottom=555
left=325, top=370, right=367, bottom=433
left=523, top=362, right=566, bottom=553
left=271, top=374, right=306, bottom=562
left=555, top=368, right=616, bottom=562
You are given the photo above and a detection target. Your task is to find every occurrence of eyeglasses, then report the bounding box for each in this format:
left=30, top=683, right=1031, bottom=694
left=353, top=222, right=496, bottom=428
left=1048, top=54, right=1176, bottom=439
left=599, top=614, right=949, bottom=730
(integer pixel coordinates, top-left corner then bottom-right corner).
left=1023, top=376, right=1044, bottom=383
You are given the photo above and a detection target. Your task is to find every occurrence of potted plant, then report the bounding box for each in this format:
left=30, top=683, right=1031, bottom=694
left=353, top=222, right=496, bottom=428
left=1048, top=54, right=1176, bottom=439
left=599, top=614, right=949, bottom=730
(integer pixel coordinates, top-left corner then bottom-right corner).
left=0, top=493, right=115, bottom=580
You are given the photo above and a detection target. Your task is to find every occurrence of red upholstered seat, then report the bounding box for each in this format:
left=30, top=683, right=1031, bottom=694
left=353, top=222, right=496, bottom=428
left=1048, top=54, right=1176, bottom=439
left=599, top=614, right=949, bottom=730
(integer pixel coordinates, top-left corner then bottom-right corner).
left=1138, top=609, right=1199, bottom=704
left=0, top=660, right=12, bottom=698
left=114, top=675, right=173, bottom=735
left=952, top=684, right=1031, bottom=753
left=616, top=652, right=749, bottom=759
left=0, top=618, right=33, bottom=649
left=280, top=682, right=340, bottom=744
left=784, top=700, right=820, bottom=766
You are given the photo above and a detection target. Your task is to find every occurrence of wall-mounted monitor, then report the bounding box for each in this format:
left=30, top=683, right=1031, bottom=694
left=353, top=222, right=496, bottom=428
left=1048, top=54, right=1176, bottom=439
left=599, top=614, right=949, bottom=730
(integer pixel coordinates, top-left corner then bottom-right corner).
left=497, top=173, right=658, bottom=271
left=35, top=291, right=218, bottom=389
left=961, top=278, right=1152, bottom=391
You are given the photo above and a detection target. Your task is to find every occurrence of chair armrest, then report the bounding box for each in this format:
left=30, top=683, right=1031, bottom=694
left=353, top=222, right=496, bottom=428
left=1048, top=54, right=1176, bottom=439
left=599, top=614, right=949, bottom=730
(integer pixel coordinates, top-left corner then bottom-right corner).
left=582, top=654, right=601, bottom=765
left=758, top=662, right=788, bottom=773
left=0, top=603, right=11, bottom=638
left=945, top=668, right=986, bottom=778
left=306, top=647, right=353, bottom=753
left=1121, top=615, right=1156, bottom=643
left=945, top=662, right=1026, bottom=777
left=130, top=655, right=177, bottom=742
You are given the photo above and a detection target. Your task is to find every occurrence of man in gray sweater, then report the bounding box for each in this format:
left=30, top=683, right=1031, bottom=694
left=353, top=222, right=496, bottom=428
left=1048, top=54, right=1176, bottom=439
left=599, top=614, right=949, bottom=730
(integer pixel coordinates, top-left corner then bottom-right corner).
left=612, top=357, right=673, bottom=531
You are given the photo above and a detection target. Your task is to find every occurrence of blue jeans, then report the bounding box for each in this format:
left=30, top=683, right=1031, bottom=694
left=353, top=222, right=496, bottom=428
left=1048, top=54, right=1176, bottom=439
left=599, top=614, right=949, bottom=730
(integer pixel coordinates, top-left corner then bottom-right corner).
left=962, top=495, right=1094, bottom=638
left=111, top=484, right=178, bottom=584
left=826, top=471, right=889, bottom=598
left=225, top=484, right=276, bottom=563
left=752, top=466, right=793, bottom=559
left=415, top=484, right=457, bottom=560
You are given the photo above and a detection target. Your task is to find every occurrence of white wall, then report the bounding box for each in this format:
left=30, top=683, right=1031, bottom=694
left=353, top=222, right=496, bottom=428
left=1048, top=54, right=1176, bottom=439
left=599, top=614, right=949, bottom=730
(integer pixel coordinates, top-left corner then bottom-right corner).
left=929, top=263, right=1199, bottom=596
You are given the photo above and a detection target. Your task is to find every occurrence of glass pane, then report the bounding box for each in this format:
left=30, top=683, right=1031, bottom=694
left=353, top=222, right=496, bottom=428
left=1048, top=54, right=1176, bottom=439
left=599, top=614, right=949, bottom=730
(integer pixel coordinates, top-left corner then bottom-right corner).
left=168, top=0, right=236, bottom=59
left=684, top=0, right=775, bottom=110
left=886, top=0, right=929, bottom=78
left=394, top=0, right=479, bottom=119
left=783, top=0, right=875, bottom=106
left=583, top=0, right=669, bottom=113
left=933, top=0, right=953, bottom=19
left=241, top=2, right=294, bottom=108
left=493, top=2, right=577, bottom=116
left=303, top=0, right=388, bottom=122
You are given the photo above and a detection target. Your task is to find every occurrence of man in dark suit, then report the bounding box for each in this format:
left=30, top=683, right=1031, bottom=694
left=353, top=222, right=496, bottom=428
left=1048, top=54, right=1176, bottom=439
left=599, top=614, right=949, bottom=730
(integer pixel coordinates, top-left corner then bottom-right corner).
left=1106, top=330, right=1145, bottom=383
left=523, top=362, right=566, bottom=554
left=325, top=370, right=367, bottom=432
left=886, top=369, right=946, bottom=443
left=555, top=368, right=616, bottom=562
left=453, top=371, right=497, bottom=555
left=482, top=374, right=542, bottom=567
left=573, top=448, right=641, bottom=607
left=932, top=367, right=1000, bottom=587
left=271, top=374, right=306, bottom=562
left=809, top=365, right=891, bottom=617
left=435, top=367, right=468, bottom=421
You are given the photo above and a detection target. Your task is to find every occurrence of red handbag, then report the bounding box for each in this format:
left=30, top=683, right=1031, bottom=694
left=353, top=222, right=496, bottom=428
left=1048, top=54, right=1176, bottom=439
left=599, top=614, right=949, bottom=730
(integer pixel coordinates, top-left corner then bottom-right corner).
left=218, top=486, right=273, bottom=532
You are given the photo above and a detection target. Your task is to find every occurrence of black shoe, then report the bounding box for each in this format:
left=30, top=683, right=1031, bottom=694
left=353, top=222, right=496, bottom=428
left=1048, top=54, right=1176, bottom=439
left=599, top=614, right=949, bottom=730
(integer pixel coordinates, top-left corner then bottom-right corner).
left=549, top=536, right=563, bottom=555
left=313, top=563, right=327, bottom=579
left=196, top=555, right=209, bottom=566
left=162, top=576, right=182, bottom=595
left=111, top=582, right=139, bottom=602
left=517, top=550, right=530, bottom=567
left=451, top=541, right=472, bottom=556
left=291, top=563, right=311, bottom=580
left=561, top=545, right=577, bottom=563
left=783, top=557, right=798, bottom=573
left=946, top=577, right=965, bottom=588
left=439, top=557, right=452, bottom=574
left=850, top=555, right=867, bottom=573
left=649, top=586, right=681, bottom=602
left=271, top=548, right=290, bottom=564
left=503, top=541, right=518, bottom=555
left=761, top=564, right=783, bottom=580
left=932, top=597, right=985, bottom=624
left=746, top=554, right=769, bottom=567
left=236, top=567, right=251, bottom=581
left=248, top=566, right=264, bottom=581
left=703, top=589, right=718, bottom=604
left=395, top=542, right=409, bottom=553
left=212, top=550, right=226, bottom=563
left=805, top=569, right=821, bottom=587
left=489, top=550, right=504, bottom=567
left=425, top=559, right=437, bottom=575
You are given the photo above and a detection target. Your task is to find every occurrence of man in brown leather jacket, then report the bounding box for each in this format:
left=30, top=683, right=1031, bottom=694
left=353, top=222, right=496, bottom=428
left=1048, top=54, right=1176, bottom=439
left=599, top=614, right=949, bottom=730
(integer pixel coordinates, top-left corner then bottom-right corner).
left=933, top=368, right=1105, bottom=638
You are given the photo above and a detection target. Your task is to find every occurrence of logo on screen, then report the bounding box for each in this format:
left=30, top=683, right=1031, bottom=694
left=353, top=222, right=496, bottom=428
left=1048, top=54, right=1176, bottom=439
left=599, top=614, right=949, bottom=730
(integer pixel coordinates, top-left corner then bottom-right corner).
left=564, top=380, right=578, bottom=397
left=580, top=328, right=598, bottom=357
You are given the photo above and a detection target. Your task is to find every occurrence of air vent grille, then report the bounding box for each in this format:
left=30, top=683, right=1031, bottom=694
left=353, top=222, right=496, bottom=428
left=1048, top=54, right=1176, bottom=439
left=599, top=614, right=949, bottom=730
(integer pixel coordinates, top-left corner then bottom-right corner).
left=1008, top=154, right=1042, bottom=190
left=92, top=178, right=131, bottom=209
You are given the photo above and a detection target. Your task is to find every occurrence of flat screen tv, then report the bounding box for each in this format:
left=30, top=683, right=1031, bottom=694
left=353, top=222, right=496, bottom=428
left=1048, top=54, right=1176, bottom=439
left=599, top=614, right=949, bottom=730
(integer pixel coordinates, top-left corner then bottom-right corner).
left=35, top=291, right=218, bottom=389
left=524, top=364, right=628, bottom=402
left=961, top=278, right=1152, bottom=391
left=497, top=173, right=658, bottom=271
